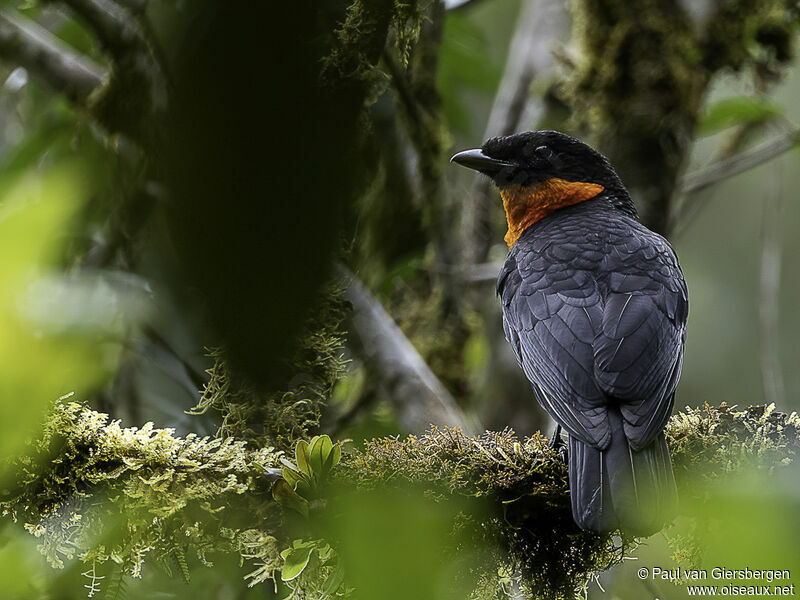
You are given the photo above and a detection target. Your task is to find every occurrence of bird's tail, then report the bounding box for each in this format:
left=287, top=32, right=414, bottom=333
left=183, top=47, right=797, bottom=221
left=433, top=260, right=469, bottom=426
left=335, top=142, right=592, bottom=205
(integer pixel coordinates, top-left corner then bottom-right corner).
left=568, top=407, right=677, bottom=536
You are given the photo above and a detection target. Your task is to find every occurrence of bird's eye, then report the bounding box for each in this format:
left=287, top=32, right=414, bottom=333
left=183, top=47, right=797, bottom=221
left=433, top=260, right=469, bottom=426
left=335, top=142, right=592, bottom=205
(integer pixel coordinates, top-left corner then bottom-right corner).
left=534, top=145, right=553, bottom=160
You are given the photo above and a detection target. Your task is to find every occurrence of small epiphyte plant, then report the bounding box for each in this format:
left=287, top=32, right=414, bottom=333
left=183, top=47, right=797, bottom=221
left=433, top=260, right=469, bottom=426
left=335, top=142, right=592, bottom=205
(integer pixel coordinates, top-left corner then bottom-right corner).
left=269, top=435, right=347, bottom=597
left=271, top=435, right=342, bottom=516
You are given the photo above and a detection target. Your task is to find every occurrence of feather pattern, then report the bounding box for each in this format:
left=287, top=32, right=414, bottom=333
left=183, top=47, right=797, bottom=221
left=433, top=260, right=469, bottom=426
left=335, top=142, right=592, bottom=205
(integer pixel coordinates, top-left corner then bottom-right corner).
left=498, top=194, right=687, bottom=534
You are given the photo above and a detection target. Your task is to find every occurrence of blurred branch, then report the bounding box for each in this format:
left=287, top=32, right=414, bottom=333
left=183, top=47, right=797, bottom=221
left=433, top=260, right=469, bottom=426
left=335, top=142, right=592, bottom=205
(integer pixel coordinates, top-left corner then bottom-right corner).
left=381, top=49, right=423, bottom=125
left=142, top=324, right=209, bottom=392
left=465, top=262, right=501, bottom=284
left=758, top=163, right=785, bottom=408
left=112, top=0, right=149, bottom=15
left=680, top=127, right=800, bottom=195
left=671, top=126, right=800, bottom=234
left=54, top=0, right=168, bottom=144
left=0, top=8, right=105, bottom=104
left=462, top=0, right=567, bottom=267
left=338, top=265, right=476, bottom=434
left=445, top=0, right=490, bottom=10
left=58, top=0, right=145, bottom=57
left=385, top=2, right=466, bottom=312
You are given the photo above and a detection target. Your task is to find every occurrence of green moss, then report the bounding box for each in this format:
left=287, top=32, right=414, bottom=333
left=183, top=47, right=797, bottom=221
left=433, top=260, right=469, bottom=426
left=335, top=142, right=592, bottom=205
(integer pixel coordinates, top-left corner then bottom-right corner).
left=189, top=285, right=350, bottom=453
left=568, top=0, right=797, bottom=130
left=321, top=0, right=426, bottom=99
left=4, top=402, right=798, bottom=598
left=1, top=400, right=285, bottom=590
left=339, top=427, right=625, bottom=599
left=699, top=0, right=796, bottom=72
left=668, top=402, right=800, bottom=479
left=338, top=403, right=800, bottom=599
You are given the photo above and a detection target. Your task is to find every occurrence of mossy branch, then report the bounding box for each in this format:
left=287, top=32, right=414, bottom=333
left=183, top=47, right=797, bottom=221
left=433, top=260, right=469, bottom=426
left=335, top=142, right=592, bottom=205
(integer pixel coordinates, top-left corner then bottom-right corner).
left=1, top=400, right=286, bottom=584
left=2, top=401, right=798, bottom=599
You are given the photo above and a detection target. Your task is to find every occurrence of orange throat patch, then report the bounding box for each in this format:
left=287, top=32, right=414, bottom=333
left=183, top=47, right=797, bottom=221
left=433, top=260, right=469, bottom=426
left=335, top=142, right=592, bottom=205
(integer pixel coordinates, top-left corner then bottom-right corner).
left=500, top=178, right=604, bottom=247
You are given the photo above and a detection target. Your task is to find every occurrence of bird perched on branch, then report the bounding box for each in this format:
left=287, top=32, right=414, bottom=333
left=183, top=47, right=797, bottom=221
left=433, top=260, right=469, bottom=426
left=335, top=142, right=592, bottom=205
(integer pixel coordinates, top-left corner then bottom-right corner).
left=452, top=131, right=687, bottom=536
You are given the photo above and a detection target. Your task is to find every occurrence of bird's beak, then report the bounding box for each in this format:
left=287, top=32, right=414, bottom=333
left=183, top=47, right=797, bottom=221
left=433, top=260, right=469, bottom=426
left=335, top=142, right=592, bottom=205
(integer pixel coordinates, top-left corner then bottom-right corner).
left=450, top=148, right=515, bottom=174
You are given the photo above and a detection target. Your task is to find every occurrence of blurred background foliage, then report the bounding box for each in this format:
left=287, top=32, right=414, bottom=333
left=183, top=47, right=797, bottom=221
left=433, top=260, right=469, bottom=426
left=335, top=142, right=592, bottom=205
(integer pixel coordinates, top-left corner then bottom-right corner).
left=0, top=0, right=798, bottom=598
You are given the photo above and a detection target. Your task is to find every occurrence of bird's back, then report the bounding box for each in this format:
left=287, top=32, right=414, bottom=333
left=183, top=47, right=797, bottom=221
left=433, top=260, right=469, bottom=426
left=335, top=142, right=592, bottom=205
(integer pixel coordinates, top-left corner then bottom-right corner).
left=497, top=195, right=687, bottom=534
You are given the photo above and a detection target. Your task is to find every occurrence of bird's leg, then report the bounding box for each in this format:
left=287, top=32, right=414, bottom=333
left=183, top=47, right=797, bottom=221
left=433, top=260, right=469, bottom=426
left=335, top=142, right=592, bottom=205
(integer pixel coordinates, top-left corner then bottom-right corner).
left=549, top=424, right=567, bottom=462
left=548, top=423, right=563, bottom=449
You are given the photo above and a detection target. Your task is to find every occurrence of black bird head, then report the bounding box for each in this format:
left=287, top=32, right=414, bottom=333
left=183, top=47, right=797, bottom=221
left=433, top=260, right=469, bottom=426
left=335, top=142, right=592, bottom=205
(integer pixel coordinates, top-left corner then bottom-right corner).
left=451, top=130, right=637, bottom=246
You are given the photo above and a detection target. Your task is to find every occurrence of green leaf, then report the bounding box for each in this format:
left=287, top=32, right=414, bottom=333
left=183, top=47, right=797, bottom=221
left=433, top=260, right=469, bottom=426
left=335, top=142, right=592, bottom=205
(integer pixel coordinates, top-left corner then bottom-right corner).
left=280, top=465, right=312, bottom=497
left=281, top=546, right=313, bottom=582
left=309, top=435, right=333, bottom=482
left=323, top=442, right=340, bottom=474
left=330, top=444, right=341, bottom=468
left=271, top=479, right=309, bottom=517
left=699, top=97, right=782, bottom=136
left=295, top=439, right=310, bottom=475
left=321, top=563, right=345, bottom=598
left=280, top=464, right=302, bottom=486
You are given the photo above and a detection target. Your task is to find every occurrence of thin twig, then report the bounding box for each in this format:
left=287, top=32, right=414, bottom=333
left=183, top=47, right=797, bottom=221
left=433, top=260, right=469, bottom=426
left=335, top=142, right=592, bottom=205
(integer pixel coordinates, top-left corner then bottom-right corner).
left=445, top=0, right=490, bottom=10
left=670, top=126, right=800, bottom=234
left=0, top=8, right=106, bottom=104
left=680, top=128, right=800, bottom=194
left=142, top=325, right=209, bottom=393
left=758, top=162, right=785, bottom=407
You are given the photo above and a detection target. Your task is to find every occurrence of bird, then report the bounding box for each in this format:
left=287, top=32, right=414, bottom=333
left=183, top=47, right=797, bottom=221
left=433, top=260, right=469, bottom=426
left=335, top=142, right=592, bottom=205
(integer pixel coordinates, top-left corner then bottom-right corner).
left=451, top=130, right=687, bottom=536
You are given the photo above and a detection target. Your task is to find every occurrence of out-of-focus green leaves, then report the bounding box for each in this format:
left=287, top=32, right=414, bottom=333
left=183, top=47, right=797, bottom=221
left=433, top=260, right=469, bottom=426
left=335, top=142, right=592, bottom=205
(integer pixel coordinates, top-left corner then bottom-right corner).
left=652, top=462, right=800, bottom=599
left=0, top=529, right=48, bottom=600
left=698, top=96, right=783, bottom=136
left=438, top=13, right=501, bottom=133
left=0, top=118, right=76, bottom=198
left=680, top=466, right=800, bottom=571
left=21, top=270, right=151, bottom=336
left=0, top=167, right=108, bottom=463
left=327, top=489, right=482, bottom=600
left=463, top=327, right=488, bottom=376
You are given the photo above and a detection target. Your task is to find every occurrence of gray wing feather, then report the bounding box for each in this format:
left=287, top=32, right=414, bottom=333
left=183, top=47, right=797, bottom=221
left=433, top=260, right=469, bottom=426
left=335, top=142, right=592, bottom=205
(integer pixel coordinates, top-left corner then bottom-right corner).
left=498, top=219, right=687, bottom=452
